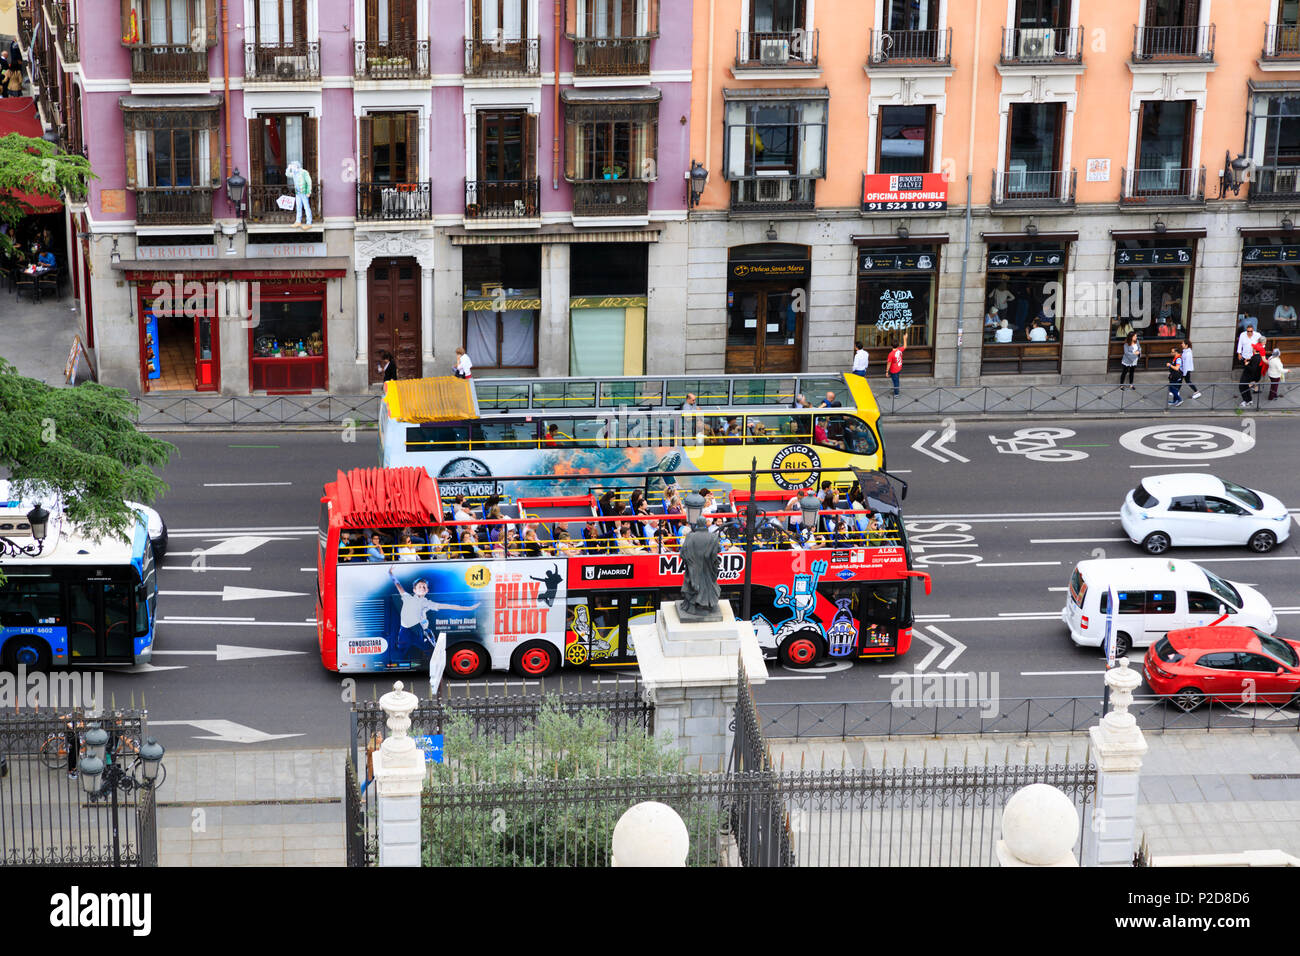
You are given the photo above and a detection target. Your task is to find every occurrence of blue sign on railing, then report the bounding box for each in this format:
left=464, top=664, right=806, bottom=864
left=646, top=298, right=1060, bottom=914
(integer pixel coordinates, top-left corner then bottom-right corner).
left=416, top=734, right=444, bottom=764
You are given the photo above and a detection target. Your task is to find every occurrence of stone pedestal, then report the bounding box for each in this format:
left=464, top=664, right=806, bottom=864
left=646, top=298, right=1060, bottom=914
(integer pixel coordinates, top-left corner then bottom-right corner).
left=371, top=681, right=427, bottom=867
left=1087, top=659, right=1149, bottom=867
left=631, top=601, right=768, bottom=770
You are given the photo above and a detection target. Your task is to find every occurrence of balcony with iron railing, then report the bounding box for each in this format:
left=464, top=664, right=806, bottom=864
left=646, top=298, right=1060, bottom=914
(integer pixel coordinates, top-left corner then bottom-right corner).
left=999, top=26, right=1082, bottom=65
left=1132, top=24, right=1215, bottom=63
left=1263, top=22, right=1300, bottom=59
left=463, top=37, right=540, bottom=78
left=570, top=35, right=655, bottom=77
left=1247, top=165, right=1300, bottom=203
left=134, top=187, right=215, bottom=225
left=1120, top=166, right=1206, bottom=205
left=247, top=183, right=323, bottom=224
left=244, top=42, right=321, bottom=81
left=867, top=28, right=951, bottom=67
left=354, top=38, right=430, bottom=80
left=46, top=0, right=78, bottom=63
left=17, top=0, right=37, bottom=48
left=991, top=168, right=1077, bottom=208
left=127, top=45, right=210, bottom=84
left=356, top=181, right=432, bottom=221
left=570, top=179, right=649, bottom=219
left=734, top=30, right=819, bottom=70
left=465, top=179, right=541, bottom=221
left=729, top=176, right=817, bottom=214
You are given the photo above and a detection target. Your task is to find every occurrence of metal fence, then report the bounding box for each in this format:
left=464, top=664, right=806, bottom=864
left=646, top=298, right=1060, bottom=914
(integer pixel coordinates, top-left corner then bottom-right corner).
left=731, top=657, right=795, bottom=865
left=0, top=710, right=157, bottom=866
left=761, top=694, right=1300, bottom=740
left=134, top=392, right=380, bottom=427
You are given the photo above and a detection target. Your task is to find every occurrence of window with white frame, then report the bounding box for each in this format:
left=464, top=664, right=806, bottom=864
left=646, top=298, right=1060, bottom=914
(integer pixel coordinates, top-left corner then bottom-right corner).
left=575, top=0, right=652, bottom=37
left=724, top=97, right=826, bottom=181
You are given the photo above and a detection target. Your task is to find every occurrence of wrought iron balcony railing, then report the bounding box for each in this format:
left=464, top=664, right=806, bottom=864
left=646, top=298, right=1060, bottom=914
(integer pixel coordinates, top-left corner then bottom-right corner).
left=1248, top=165, right=1300, bottom=203
left=465, top=179, right=541, bottom=220
left=356, top=181, right=432, bottom=221
left=729, top=175, right=817, bottom=214
left=134, top=187, right=215, bottom=225
left=464, top=37, right=540, bottom=77
left=354, top=39, right=430, bottom=79
left=991, top=168, right=1077, bottom=207
left=1120, top=166, right=1206, bottom=204
left=247, top=182, right=323, bottom=224
left=570, top=35, right=654, bottom=76
left=1264, top=22, right=1300, bottom=58
left=999, top=25, right=1082, bottom=65
left=244, top=42, right=321, bottom=81
left=570, top=179, right=649, bottom=218
left=867, top=28, right=951, bottom=66
left=1132, top=24, right=1215, bottom=62
left=46, top=0, right=78, bottom=63
left=734, top=29, right=819, bottom=69
left=127, top=45, right=209, bottom=84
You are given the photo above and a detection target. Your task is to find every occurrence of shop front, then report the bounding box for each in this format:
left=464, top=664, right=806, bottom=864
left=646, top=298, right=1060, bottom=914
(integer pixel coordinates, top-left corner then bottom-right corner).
left=569, top=243, right=647, bottom=376
left=853, top=236, right=944, bottom=376
left=1236, top=231, right=1300, bottom=367
left=250, top=280, right=330, bottom=393
left=980, top=235, right=1073, bottom=375
left=133, top=275, right=222, bottom=393
left=1107, top=231, right=1203, bottom=372
left=463, top=245, right=541, bottom=372
left=725, top=244, right=810, bottom=374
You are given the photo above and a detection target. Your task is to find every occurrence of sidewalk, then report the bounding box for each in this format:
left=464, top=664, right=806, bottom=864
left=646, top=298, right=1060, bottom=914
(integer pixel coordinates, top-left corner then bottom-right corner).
left=768, top=730, right=1300, bottom=859
left=153, top=748, right=347, bottom=866
left=1, top=290, right=82, bottom=387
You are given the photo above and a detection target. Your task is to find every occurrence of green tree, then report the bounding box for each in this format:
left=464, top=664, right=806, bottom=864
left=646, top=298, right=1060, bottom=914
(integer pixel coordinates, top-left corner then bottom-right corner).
left=0, top=359, right=175, bottom=543
left=0, top=132, right=95, bottom=259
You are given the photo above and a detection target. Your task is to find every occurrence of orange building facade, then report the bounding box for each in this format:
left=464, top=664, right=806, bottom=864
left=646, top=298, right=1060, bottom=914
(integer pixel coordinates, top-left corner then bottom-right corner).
left=685, top=0, right=1300, bottom=383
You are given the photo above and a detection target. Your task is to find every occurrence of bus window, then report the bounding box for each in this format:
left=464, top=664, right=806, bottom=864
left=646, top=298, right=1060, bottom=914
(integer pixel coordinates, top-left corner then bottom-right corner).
left=406, top=424, right=470, bottom=453
left=858, top=583, right=902, bottom=649
left=473, top=421, right=538, bottom=451
left=533, top=380, right=597, bottom=409
left=68, top=583, right=97, bottom=660
left=0, top=575, right=61, bottom=627
left=745, top=414, right=805, bottom=444
left=541, top=419, right=573, bottom=447
left=667, top=379, right=729, bottom=407
left=565, top=417, right=613, bottom=448
left=814, top=415, right=879, bottom=455
left=104, top=582, right=135, bottom=659
left=601, top=380, right=664, bottom=407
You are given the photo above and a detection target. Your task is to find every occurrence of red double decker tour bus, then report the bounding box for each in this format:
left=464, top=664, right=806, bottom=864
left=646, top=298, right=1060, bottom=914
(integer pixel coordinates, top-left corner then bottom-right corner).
left=316, top=466, right=929, bottom=678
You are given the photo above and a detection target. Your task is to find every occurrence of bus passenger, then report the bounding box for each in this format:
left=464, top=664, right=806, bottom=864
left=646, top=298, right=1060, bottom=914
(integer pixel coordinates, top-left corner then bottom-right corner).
left=554, top=528, right=580, bottom=556
left=484, top=505, right=504, bottom=543
left=343, top=531, right=366, bottom=561
left=792, top=393, right=811, bottom=409
left=522, top=528, right=544, bottom=557
left=616, top=525, right=645, bottom=555
left=866, top=513, right=885, bottom=540
left=543, top=423, right=561, bottom=447
left=366, top=533, right=387, bottom=562
left=396, top=532, right=421, bottom=562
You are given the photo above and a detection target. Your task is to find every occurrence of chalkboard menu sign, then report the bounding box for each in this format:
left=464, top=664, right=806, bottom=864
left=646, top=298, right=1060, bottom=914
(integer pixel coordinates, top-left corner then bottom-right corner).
left=1242, top=244, right=1300, bottom=264
left=874, top=287, right=917, bottom=332
left=986, top=249, right=1065, bottom=269
left=1114, top=247, right=1193, bottom=267
left=859, top=251, right=937, bottom=273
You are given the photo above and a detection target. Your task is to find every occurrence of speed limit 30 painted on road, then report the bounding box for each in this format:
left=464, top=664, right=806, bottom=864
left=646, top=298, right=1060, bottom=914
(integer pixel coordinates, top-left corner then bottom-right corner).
left=1119, top=423, right=1256, bottom=460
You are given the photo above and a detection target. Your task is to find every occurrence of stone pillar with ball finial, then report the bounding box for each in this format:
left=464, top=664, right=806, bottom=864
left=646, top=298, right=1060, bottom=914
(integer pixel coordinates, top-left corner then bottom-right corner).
left=372, top=680, right=427, bottom=866
left=1087, top=657, right=1149, bottom=866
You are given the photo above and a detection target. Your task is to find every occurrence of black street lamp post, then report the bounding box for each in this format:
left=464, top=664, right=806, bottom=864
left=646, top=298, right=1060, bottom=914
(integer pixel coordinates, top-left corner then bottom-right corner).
left=79, top=727, right=165, bottom=866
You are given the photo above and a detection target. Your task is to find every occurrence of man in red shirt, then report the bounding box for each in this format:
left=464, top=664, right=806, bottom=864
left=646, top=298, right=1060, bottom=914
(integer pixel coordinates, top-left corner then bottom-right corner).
left=885, top=333, right=908, bottom=396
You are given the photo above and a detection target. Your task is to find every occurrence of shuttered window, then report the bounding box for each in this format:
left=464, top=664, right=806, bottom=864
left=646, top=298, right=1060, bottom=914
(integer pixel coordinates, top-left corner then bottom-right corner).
left=563, top=101, right=657, bottom=181
left=122, top=107, right=219, bottom=190
left=121, top=0, right=215, bottom=47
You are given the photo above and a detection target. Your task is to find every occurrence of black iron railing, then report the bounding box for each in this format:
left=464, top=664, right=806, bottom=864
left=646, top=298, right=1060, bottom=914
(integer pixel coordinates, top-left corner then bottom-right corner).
left=1133, top=23, right=1215, bottom=61
left=465, top=179, right=541, bottom=220
left=127, top=45, right=209, bottom=83
left=354, top=38, right=430, bottom=79
left=134, top=187, right=214, bottom=225
left=357, top=180, right=432, bottom=221
left=1120, top=165, right=1206, bottom=204
left=247, top=182, right=323, bottom=224
left=729, top=176, right=817, bottom=213
left=17, top=0, right=36, bottom=49
left=734, top=29, right=819, bottom=68
left=991, top=168, right=1077, bottom=207
left=47, top=0, right=77, bottom=63
left=1264, top=22, right=1300, bottom=57
left=1000, top=25, right=1082, bottom=64
left=1247, top=164, right=1300, bottom=202
left=244, top=41, right=321, bottom=80
left=867, top=27, right=951, bottom=66
left=570, top=35, right=654, bottom=75
left=571, top=179, right=649, bottom=217
left=463, top=37, right=540, bottom=76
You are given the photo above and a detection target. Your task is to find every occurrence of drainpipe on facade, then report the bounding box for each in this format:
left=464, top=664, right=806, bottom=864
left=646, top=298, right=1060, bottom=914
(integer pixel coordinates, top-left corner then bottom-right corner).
left=221, top=0, right=231, bottom=176
left=553, top=0, right=561, bottom=189
left=954, top=0, right=983, bottom=386
left=704, top=0, right=715, bottom=186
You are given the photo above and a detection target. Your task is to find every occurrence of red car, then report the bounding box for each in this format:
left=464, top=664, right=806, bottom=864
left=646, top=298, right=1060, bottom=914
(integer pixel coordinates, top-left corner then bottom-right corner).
left=1143, top=626, right=1300, bottom=712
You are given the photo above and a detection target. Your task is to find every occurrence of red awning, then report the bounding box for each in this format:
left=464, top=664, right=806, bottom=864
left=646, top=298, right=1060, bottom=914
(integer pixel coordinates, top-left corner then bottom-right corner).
left=327, top=467, right=438, bottom=528
left=0, top=97, right=63, bottom=214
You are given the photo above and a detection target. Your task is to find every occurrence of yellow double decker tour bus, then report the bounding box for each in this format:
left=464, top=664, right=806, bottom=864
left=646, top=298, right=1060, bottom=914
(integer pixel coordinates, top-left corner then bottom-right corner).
left=378, top=373, right=886, bottom=498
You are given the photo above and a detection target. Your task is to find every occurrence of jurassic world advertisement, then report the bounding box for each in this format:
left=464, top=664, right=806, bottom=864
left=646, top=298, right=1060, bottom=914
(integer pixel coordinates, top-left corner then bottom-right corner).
left=334, top=559, right=567, bottom=671
left=423, top=445, right=694, bottom=498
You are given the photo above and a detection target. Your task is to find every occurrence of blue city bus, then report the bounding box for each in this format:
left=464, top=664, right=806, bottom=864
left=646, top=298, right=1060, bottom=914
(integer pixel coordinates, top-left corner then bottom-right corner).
left=0, top=494, right=158, bottom=670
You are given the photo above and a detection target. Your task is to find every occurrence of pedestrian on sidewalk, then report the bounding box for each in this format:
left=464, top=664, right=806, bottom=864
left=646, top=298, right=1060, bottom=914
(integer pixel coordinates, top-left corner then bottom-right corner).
left=1119, top=332, right=1140, bottom=389
left=2, top=64, right=22, bottom=98
left=1179, top=340, right=1200, bottom=399
left=851, top=341, right=869, bottom=377
left=1237, top=323, right=1263, bottom=368
left=885, top=333, right=908, bottom=396
left=453, top=346, right=472, bottom=379
left=377, top=350, right=397, bottom=383
left=1165, top=348, right=1184, bottom=408
left=1267, top=348, right=1287, bottom=400
left=1239, top=345, right=1265, bottom=407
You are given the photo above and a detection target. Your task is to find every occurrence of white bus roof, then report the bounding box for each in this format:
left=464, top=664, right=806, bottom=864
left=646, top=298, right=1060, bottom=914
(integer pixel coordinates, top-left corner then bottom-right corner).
left=0, top=480, right=143, bottom=568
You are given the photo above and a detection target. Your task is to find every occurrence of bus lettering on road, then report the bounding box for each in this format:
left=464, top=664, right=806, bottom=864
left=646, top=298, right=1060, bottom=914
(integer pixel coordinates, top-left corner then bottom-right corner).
left=905, top=521, right=982, bottom=567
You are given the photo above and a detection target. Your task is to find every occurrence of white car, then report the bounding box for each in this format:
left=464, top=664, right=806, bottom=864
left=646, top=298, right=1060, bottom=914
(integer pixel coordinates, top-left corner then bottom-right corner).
left=1121, top=474, right=1292, bottom=555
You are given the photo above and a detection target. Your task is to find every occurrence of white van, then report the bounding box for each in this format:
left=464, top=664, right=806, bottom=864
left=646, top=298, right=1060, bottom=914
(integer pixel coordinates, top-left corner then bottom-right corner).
left=1061, top=558, right=1277, bottom=656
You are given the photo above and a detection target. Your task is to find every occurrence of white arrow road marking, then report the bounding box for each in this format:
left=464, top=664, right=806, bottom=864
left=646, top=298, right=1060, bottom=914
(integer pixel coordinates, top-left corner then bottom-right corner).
left=122, top=663, right=188, bottom=674
left=912, top=628, right=943, bottom=671
left=911, top=430, right=948, bottom=463
left=927, top=626, right=966, bottom=670
left=152, top=645, right=307, bottom=662
left=148, top=719, right=304, bottom=744
left=198, top=536, right=299, bottom=556
left=158, top=586, right=308, bottom=601
left=930, top=430, right=970, bottom=463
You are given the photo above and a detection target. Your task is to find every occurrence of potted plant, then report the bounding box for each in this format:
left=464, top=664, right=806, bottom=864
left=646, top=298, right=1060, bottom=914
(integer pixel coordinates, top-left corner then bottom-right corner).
left=602, top=164, right=625, bottom=180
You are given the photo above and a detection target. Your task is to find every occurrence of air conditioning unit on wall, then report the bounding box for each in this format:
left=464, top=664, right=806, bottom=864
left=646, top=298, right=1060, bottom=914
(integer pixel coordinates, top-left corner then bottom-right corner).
left=759, top=38, right=790, bottom=65
left=755, top=177, right=793, bottom=202
left=274, top=55, right=307, bottom=78
left=1018, top=28, right=1055, bottom=59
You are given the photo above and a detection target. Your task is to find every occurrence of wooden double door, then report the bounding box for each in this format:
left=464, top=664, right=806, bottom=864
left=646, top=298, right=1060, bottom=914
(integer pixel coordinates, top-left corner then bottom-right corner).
left=725, top=284, right=805, bottom=373
left=367, top=257, right=421, bottom=383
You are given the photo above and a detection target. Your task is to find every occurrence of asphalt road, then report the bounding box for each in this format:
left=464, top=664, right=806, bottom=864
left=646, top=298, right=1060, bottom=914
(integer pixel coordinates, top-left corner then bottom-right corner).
left=87, top=416, right=1300, bottom=748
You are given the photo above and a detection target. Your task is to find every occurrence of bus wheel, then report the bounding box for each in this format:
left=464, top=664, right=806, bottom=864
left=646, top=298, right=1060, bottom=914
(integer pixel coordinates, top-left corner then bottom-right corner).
left=1, top=636, right=50, bottom=673
left=779, top=632, right=823, bottom=669
left=446, top=643, right=489, bottom=680
left=512, top=642, right=559, bottom=678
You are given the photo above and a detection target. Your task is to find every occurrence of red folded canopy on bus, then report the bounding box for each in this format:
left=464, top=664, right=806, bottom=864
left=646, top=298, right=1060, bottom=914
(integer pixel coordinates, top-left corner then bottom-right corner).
left=0, top=97, right=65, bottom=214
left=329, top=466, right=437, bottom=527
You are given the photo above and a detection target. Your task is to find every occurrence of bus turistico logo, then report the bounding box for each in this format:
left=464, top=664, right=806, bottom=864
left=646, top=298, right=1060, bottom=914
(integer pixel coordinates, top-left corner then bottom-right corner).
left=149, top=275, right=261, bottom=328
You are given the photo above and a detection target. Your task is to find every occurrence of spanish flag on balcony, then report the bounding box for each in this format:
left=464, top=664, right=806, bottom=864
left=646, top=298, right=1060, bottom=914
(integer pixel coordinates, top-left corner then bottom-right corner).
left=122, top=9, right=139, bottom=45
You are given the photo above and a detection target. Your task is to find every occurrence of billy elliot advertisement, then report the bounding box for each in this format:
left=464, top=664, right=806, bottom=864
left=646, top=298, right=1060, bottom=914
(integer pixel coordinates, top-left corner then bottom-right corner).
left=334, top=559, right=568, bottom=672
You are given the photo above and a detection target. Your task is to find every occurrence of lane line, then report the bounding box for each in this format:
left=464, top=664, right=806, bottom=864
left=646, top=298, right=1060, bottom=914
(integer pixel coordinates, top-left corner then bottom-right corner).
left=1047, top=587, right=1068, bottom=592
left=1191, top=556, right=1300, bottom=564
left=169, top=526, right=315, bottom=533
left=161, top=565, right=252, bottom=572
left=912, top=614, right=1061, bottom=623
left=158, top=615, right=254, bottom=622
left=1029, top=537, right=1128, bottom=544
left=202, top=481, right=294, bottom=487
left=979, top=561, right=1062, bottom=567
left=1129, top=463, right=1211, bottom=469
left=1021, top=670, right=1106, bottom=676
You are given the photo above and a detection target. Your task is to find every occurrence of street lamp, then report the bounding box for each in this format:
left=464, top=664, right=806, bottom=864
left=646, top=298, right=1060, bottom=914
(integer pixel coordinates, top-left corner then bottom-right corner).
left=225, top=168, right=247, bottom=209
left=0, top=503, right=50, bottom=557
left=1224, top=150, right=1252, bottom=196
left=79, top=728, right=166, bottom=866
left=688, top=160, right=708, bottom=208
left=684, top=491, right=705, bottom=528
left=799, top=494, right=821, bottom=536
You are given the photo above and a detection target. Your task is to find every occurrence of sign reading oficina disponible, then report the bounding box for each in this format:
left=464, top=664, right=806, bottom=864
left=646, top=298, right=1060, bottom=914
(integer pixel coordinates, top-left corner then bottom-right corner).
left=861, top=173, right=948, bottom=212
